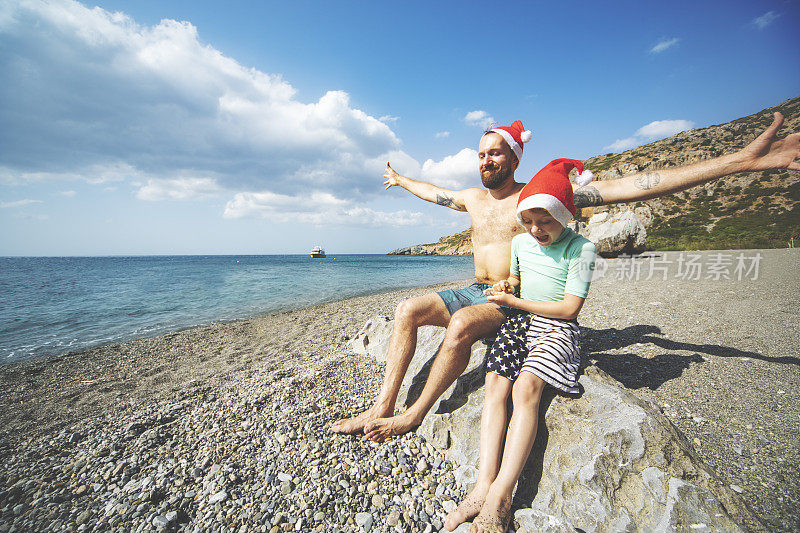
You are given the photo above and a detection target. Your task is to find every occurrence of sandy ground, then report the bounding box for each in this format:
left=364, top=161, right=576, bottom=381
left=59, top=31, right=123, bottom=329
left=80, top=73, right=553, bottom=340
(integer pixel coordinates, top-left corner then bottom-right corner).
left=1, top=249, right=798, bottom=531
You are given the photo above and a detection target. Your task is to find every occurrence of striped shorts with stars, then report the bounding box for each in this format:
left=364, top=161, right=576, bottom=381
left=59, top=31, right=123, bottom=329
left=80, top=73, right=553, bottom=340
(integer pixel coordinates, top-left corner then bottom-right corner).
left=486, top=311, right=582, bottom=394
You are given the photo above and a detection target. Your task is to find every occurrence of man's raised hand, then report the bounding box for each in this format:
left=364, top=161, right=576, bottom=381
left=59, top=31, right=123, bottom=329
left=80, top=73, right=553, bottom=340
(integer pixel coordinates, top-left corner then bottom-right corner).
left=739, top=112, right=800, bottom=172
left=384, top=162, right=401, bottom=189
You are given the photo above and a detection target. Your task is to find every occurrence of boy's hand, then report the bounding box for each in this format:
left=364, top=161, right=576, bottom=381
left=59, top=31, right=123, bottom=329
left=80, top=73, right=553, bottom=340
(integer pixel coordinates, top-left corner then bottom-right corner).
left=491, top=280, right=513, bottom=294
left=487, top=292, right=515, bottom=306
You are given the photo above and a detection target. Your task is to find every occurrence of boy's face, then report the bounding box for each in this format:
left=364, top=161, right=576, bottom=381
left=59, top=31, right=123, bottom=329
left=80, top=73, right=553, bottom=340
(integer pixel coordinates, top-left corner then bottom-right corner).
left=519, top=208, right=564, bottom=247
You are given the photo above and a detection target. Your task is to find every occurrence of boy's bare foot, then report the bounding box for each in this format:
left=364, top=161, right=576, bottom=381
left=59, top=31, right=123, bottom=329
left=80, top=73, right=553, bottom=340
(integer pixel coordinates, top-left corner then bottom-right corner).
left=363, top=411, right=421, bottom=442
left=469, top=494, right=513, bottom=533
left=444, top=482, right=490, bottom=531
left=330, top=405, right=388, bottom=434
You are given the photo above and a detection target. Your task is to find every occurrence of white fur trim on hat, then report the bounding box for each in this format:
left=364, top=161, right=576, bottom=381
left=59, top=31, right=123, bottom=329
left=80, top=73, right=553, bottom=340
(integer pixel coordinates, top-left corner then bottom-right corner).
left=575, top=169, right=593, bottom=186
left=516, top=193, right=573, bottom=228
left=490, top=128, right=523, bottom=161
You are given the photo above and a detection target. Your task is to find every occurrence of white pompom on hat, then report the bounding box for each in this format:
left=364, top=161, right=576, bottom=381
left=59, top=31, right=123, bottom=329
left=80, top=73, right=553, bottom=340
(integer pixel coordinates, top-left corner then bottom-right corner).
left=517, top=158, right=593, bottom=227
left=488, top=120, right=532, bottom=161
left=574, top=168, right=594, bottom=186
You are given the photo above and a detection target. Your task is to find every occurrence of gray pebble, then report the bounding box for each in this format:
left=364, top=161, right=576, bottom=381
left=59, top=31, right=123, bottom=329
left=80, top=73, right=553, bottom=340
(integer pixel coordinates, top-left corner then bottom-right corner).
left=355, top=512, right=374, bottom=532
left=75, top=510, right=92, bottom=525
left=208, top=490, right=227, bottom=504
left=152, top=515, right=169, bottom=529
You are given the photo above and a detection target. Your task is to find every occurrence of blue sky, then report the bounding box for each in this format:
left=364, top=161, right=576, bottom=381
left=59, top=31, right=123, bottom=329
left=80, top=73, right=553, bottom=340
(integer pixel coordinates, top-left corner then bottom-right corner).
left=1, top=0, right=798, bottom=255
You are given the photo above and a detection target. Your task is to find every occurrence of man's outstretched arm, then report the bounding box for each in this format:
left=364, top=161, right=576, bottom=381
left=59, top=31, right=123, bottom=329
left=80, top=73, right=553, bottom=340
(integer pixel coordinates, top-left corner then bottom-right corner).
left=383, top=162, right=468, bottom=211
left=574, top=112, right=800, bottom=208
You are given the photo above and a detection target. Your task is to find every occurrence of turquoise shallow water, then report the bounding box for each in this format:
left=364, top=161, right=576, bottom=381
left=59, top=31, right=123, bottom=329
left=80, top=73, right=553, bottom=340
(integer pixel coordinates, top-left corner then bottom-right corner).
left=0, top=255, right=475, bottom=362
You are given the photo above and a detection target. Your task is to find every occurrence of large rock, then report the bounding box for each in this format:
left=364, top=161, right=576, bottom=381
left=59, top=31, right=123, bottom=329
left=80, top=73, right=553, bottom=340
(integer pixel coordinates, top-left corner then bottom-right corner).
left=387, top=229, right=473, bottom=256
left=581, top=210, right=647, bottom=258
left=351, top=318, right=763, bottom=532
left=387, top=245, right=437, bottom=255
left=634, top=205, right=655, bottom=227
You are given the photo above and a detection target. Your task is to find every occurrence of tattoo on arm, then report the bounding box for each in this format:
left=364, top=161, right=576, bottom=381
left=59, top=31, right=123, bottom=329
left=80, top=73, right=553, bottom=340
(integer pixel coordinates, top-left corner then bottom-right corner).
left=573, top=186, right=603, bottom=208
left=634, top=172, right=661, bottom=190
left=436, top=194, right=456, bottom=208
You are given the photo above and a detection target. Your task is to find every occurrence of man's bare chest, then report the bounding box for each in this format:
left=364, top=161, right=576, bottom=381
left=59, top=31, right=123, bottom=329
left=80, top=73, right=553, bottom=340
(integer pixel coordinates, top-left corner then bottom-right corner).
left=470, top=200, right=522, bottom=245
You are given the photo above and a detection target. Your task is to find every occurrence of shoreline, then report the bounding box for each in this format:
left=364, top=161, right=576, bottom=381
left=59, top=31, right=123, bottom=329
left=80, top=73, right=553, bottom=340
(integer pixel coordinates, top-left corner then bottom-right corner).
left=2, top=249, right=799, bottom=531
left=0, top=254, right=472, bottom=366
left=0, top=279, right=473, bottom=440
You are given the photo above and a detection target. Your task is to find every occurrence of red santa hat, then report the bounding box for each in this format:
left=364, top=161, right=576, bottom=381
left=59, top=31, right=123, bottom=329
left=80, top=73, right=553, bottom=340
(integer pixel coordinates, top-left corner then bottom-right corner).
left=488, top=120, right=532, bottom=161
left=516, top=158, right=594, bottom=227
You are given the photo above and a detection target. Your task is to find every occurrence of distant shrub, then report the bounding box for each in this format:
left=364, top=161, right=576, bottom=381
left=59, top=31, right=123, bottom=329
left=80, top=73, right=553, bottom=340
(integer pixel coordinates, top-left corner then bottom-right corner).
left=787, top=182, right=800, bottom=201
left=647, top=205, right=800, bottom=251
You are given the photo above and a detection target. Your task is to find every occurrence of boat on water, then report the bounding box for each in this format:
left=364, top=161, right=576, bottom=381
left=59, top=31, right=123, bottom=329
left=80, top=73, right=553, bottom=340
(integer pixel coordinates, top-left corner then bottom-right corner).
left=310, top=246, right=326, bottom=258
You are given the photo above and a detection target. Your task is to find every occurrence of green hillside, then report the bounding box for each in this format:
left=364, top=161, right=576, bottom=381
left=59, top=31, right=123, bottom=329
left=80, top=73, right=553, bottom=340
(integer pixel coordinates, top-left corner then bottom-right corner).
left=584, top=96, right=800, bottom=251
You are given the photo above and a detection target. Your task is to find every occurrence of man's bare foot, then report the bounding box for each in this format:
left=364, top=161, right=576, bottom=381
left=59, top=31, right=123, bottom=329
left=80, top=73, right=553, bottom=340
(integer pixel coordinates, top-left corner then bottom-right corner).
left=469, top=493, right=513, bottom=533
left=363, top=411, right=421, bottom=442
left=330, top=405, right=387, bottom=434
left=444, top=482, right=490, bottom=531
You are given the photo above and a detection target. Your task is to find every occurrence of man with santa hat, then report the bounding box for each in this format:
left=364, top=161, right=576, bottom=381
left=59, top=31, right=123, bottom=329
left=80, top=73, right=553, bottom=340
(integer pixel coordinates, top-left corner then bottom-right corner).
left=330, top=114, right=800, bottom=443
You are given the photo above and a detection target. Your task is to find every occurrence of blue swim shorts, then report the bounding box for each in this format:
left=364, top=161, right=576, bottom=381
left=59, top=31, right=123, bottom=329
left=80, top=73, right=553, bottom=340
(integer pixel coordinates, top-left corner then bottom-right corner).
left=436, top=282, right=491, bottom=316
left=436, top=282, right=521, bottom=317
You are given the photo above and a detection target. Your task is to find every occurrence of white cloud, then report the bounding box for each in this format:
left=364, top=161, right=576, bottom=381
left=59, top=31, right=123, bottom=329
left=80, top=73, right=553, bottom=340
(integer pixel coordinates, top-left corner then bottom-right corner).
left=635, top=119, right=695, bottom=139
left=339, top=207, right=429, bottom=227
left=604, top=138, right=640, bottom=153
left=379, top=115, right=399, bottom=124
left=649, top=38, right=680, bottom=54
left=367, top=149, right=422, bottom=182
left=464, top=110, right=495, bottom=129
left=58, top=190, right=76, bottom=197
left=420, top=148, right=479, bottom=190
left=136, top=177, right=222, bottom=201
left=604, top=119, right=694, bottom=152
left=225, top=190, right=347, bottom=217
left=435, top=131, right=450, bottom=139
left=0, top=0, right=413, bottom=205
left=1, top=199, right=43, bottom=208
left=753, top=11, right=779, bottom=30
left=223, top=189, right=432, bottom=227
left=0, top=162, right=139, bottom=184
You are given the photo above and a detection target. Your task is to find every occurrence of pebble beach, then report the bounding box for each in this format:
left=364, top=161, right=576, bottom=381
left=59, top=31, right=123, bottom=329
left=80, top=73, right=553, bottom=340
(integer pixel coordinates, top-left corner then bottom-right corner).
left=1, top=249, right=798, bottom=532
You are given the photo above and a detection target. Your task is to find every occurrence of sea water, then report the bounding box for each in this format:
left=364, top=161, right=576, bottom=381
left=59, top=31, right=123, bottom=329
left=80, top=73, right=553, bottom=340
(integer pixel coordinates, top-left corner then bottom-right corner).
left=0, top=255, right=474, bottom=362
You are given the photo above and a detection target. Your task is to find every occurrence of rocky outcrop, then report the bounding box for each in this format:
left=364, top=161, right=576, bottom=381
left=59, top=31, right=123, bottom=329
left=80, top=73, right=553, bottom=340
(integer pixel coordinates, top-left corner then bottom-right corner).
left=387, top=229, right=473, bottom=255
left=581, top=96, right=799, bottom=249
left=579, top=210, right=648, bottom=258
left=386, top=245, right=438, bottom=255
left=351, top=318, right=764, bottom=532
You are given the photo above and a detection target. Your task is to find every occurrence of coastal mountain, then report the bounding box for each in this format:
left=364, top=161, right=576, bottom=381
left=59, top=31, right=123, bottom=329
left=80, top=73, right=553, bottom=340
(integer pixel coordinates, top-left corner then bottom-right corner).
left=389, top=96, right=800, bottom=254
left=387, top=229, right=473, bottom=255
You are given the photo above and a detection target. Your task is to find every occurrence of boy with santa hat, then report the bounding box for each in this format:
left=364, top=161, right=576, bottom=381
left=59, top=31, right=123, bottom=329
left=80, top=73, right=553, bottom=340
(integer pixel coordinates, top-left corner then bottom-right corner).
left=445, top=158, right=597, bottom=532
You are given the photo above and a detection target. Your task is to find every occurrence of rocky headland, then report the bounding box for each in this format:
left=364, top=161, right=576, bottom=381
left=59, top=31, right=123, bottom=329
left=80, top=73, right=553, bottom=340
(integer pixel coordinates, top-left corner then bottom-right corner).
left=388, top=230, right=473, bottom=256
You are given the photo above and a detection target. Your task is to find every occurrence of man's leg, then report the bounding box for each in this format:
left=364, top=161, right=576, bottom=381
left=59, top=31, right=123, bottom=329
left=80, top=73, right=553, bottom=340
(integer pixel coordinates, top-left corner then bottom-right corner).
left=363, top=302, right=506, bottom=442
left=330, top=292, right=451, bottom=434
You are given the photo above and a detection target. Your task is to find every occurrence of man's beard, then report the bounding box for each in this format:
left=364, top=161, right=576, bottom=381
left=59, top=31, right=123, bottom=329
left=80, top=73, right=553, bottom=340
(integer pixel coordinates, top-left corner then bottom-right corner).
left=481, top=165, right=513, bottom=189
